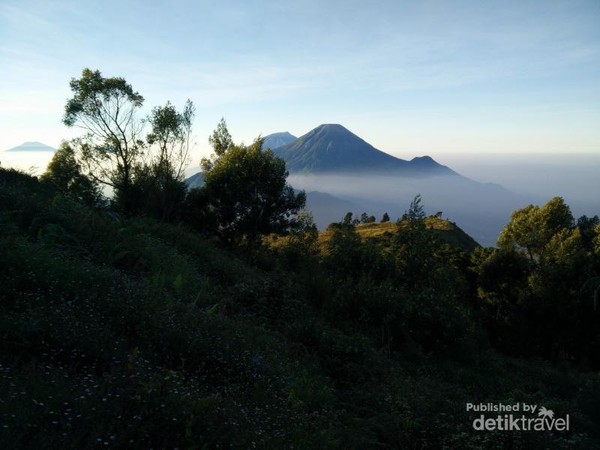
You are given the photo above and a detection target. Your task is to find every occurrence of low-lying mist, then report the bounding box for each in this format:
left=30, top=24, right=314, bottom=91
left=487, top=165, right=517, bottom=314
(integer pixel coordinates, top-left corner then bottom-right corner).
left=437, top=153, right=600, bottom=219
left=289, top=172, right=529, bottom=246
left=4, top=149, right=597, bottom=247
left=292, top=153, right=599, bottom=247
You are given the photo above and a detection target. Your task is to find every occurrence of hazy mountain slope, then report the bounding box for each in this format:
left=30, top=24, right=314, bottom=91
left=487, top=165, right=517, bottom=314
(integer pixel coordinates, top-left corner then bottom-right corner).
left=305, top=190, right=360, bottom=229
left=289, top=173, right=531, bottom=247
left=185, top=172, right=204, bottom=188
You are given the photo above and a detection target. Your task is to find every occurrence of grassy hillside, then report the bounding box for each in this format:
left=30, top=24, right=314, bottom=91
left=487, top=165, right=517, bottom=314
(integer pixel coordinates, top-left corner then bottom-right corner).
left=1, top=167, right=598, bottom=449
left=318, top=218, right=480, bottom=252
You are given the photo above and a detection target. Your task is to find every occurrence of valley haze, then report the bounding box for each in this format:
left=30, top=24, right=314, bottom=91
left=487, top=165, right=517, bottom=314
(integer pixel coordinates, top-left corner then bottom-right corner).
left=4, top=126, right=598, bottom=247
left=258, top=124, right=523, bottom=246
left=193, top=123, right=597, bottom=247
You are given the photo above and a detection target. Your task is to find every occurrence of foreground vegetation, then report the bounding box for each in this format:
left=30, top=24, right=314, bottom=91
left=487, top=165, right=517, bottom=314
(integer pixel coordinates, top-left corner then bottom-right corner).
left=1, top=68, right=599, bottom=448
left=1, top=166, right=599, bottom=449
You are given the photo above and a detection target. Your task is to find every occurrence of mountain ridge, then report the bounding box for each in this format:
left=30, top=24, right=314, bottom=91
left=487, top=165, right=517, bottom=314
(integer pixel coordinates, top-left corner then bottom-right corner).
left=271, top=124, right=456, bottom=176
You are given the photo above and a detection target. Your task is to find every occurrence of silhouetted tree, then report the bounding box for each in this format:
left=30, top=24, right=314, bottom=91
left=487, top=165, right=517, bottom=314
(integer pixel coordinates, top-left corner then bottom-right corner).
left=41, top=141, right=103, bottom=206
left=202, top=117, right=234, bottom=171
left=130, top=100, right=195, bottom=221
left=147, top=99, right=194, bottom=181
left=481, top=197, right=599, bottom=363
left=406, top=194, right=425, bottom=222
left=577, top=215, right=600, bottom=252
left=63, top=68, right=145, bottom=212
left=343, top=212, right=353, bottom=226
left=201, top=126, right=305, bottom=246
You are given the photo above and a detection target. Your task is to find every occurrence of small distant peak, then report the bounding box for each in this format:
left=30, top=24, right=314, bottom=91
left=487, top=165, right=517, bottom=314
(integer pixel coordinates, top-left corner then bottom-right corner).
left=262, top=131, right=297, bottom=150
left=410, top=155, right=435, bottom=163
left=5, top=141, right=56, bottom=152
left=267, top=131, right=295, bottom=138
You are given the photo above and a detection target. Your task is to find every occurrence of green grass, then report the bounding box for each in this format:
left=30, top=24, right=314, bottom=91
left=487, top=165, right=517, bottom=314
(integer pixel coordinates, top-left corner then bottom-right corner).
left=317, top=218, right=480, bottom=252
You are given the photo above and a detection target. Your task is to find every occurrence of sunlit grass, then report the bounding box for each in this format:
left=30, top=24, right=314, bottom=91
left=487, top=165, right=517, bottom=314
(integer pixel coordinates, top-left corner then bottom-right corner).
left=315, top=218, right=479, bottom=252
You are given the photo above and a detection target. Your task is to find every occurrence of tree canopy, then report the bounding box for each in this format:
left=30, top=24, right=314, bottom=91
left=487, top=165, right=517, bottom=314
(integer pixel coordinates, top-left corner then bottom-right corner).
left=146, top=99, right=195, bottom=182
left=475, top=196, right=599, bottom=362
left=202, top=117, right=234, bottom=171
left=62, top=68, right=196, bottom=218
left=41, top=141, right=103, bottom=206
left=63, top=68, right=145, bottom=212
left=200, top=124, right=306, bottom=245
left=498, top=196, right=574, bottom=262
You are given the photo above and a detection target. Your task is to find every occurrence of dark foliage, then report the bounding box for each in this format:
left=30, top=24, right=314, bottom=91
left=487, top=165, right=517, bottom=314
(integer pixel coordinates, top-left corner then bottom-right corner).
left=1, top=165, right=598, bottom=449
left=199, top=137, right=306, bottom=246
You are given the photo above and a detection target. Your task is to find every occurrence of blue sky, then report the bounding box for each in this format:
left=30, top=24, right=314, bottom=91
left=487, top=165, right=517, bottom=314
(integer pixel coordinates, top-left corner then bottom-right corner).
left=1, top=0, right=599, bottom=162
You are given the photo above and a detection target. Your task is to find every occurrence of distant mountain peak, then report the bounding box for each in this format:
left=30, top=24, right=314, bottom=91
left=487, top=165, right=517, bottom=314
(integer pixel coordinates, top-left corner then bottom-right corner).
left=272, top=124, right=456, bottom=177
left=185, top=172, right=204, bottom=189
left=5, top=142, right=55, bottom=152
left=310, top=123, right=362, bottom=139
left=315, top=123, right=346, bottom=130
left=262, top=132, right=297, bottom=150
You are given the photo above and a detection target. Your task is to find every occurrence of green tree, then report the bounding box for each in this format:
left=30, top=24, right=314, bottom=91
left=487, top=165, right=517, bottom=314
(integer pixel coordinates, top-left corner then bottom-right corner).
left=473, top=247, right=530, bottom=308
left=63, top=68, right=145, bottom=212
left=131, top=100, right=195, bottom=221
left=182, top=186, right=217, bottom=233
left=577, top=215, right=600, bottom=252
left=342, top=212, right=353, bottom=226
left=471, top=246, right=531, bottom=351
left=406, top=194, right=425, bottom=222
left=202, top=135, right=305, bottom=246
left=202, top=117, right=234, bottom=171
left=289, top=210, right=318, bottom=243
left=326, top=220, right=362, bottom=276
left=41, top=141, right=103, bottom=206
left=484, top=197, right=599, bottom=362
left=498, top=197, right=574, bottom=263
left=392, top=195, right=467, bottom=294
left=394, top=195, right=436, bottom=285
left=381, top=212, right=390, bottom=223
left=279, top=209, right=320, bottom=270
left=147, top=99, right=195, bottom=181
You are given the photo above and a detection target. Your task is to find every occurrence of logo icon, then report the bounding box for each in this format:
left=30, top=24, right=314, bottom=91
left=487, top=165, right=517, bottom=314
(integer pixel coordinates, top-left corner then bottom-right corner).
left=538, top=406, right=554, bottom=420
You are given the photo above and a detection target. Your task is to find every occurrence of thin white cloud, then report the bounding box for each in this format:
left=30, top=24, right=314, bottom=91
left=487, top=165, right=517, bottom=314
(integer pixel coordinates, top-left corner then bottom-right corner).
left=130, top=59, right=335, bottom=108
left=0, top=0, right=599, bottom=154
